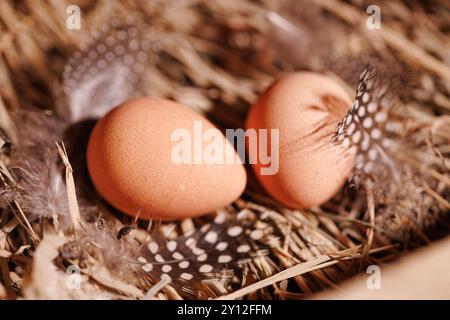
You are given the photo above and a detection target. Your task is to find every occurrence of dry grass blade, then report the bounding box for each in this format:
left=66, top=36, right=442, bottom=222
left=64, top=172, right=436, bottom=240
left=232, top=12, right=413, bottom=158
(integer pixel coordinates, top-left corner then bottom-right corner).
left=55, top=141, right=81, bottom=232
left=216, top=255, right=331, bottom=300
left=361, top=179, right=375, bottom=266
left=0, top=247, right=31, bottom=263
left=11, top=201, right=40, bottom=245
left=81, top=263, right=144, bottom=298
left=422, top=182, right=450, bottom=210
left=143, top=277, right=172, bottom=300
left=0, top=218, right=18, bottom=243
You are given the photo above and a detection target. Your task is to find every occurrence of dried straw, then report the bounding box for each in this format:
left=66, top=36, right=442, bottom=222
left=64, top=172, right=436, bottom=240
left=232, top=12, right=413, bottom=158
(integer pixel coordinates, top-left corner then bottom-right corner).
left=0, top=0, right=449, bottom=300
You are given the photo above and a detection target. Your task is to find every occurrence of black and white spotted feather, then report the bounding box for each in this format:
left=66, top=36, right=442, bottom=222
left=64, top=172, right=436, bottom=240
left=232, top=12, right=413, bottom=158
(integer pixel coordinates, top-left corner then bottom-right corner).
left=136, top=211, right=275, bottom=293
left=61, top=17, right=162, bottom=122
left=333, top=66, right=403, bottom=186
left=331, top=67, right=445, bottom=241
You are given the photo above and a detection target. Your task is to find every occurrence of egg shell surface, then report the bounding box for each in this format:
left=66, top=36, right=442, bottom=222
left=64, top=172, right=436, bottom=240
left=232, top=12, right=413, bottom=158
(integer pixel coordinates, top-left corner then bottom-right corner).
left=245, top=72, right=354, bottom=208
left=87, top=97, right=247, bottom=220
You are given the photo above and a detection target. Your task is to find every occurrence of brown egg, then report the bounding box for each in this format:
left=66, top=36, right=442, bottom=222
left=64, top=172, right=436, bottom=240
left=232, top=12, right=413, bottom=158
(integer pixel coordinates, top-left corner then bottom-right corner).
left=245, top=72, right=354, bottom=208
left=87, top=97, right=247, bottom=220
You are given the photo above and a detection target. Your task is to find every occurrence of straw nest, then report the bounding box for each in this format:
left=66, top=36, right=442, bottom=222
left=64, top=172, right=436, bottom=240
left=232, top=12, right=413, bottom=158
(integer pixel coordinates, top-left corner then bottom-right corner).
left=0, top=0, right=449, bottom=300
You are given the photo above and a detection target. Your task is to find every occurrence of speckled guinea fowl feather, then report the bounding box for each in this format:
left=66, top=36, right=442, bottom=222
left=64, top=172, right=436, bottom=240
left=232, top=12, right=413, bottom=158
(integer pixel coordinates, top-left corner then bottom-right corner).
left=137, top=211, right=274, bottom=289
left=331, top=67, right=444, bottom=241
left=61, top=17, right=161, bottom=122
left=333, top=66, right=403, bottom=185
